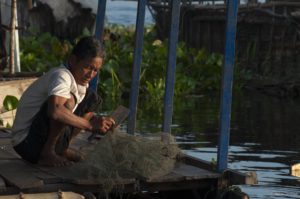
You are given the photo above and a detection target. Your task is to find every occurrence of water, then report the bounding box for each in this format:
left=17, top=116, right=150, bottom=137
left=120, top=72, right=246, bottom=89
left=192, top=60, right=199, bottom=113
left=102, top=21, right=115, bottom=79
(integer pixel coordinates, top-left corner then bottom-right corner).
left=134, top=91, right=300, bottom=199
left=106, top=2, right=300, bottom=198
left=106, top=0, right=154, bottom=25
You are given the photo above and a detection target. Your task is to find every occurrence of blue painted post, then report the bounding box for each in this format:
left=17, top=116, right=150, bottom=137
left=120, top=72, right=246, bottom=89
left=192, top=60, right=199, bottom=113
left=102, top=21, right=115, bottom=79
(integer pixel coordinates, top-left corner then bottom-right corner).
left=90, top=0, right=107, bottom=91
left=162, top=0, right=181, bottom=133
left=127, top=0, right=147, bottom=134
left=217, top=0, right=239, bottom=172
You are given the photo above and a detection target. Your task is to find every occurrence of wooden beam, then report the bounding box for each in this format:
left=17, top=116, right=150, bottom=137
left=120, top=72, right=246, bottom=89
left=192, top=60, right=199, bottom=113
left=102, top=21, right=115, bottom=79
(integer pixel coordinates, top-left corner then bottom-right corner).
left=0, top=160, right=44, bottom=189
left=0, top=191, right=84, bottom=199
left=0, top=176, right=6, bottom=191
left=290, top=163, right=300, bottom=177
left=221, top=169, right=257, bottom=186
left=181, top=154, right=216, bottom=171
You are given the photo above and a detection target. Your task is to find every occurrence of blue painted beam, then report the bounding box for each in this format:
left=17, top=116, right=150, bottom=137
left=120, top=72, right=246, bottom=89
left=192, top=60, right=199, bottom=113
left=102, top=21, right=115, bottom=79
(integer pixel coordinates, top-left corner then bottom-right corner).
left=217, top=0, right=239, bottom=172
left=95, top=0, right=107, bottom=40
left=90, top=0, right=107, bottom=91
left=162, top=0, right=181, bottom=133
left=127, top=0, right=147, bottom=134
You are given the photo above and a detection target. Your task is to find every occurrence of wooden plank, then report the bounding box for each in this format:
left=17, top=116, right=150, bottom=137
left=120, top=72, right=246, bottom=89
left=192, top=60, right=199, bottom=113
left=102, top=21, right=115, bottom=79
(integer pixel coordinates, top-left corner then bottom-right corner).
left=141, top=178, right=217, bottom=193
left=0, top=160, right=44, bottom=189
left=180, top=155, right=256, bottom=186
left=0, top=191, right=84, bottom=199
left=39, top=165, right=136, bottom=186
left=147, top=171, right=185, bottom=183
left=0, top=129, right=12, bottom=136
left=182, top=154, right=216, bottom=171
left=148, top=162, right=220, bottom=183
left=0, top=176, right=6, bottom=191
left=222, top=169, right=257, bottom=186
left=290, top=163, right=300, bottom=177
left=0, top=137, right=20, bottom=160
left=34, top=171, right=62, bottom=184
left=0, top=138, right=11, bottom=146
left=0, top=150, right=17, bottom=160
left=172, top=163, right=220, bottom=180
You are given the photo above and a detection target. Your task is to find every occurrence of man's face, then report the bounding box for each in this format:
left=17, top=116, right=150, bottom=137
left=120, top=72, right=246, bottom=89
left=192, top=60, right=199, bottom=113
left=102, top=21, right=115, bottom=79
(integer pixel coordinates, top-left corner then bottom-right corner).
left=70, top=56, right=103, bottom=86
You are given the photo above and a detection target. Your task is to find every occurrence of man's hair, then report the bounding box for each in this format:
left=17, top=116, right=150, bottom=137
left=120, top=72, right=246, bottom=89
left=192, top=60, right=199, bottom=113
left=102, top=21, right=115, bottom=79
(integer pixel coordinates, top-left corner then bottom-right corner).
left=71, top=36, right=105, bottom=60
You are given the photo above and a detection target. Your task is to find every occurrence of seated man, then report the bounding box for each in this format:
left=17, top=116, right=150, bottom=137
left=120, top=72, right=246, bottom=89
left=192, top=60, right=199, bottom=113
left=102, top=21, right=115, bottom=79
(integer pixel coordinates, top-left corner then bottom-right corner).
left=11, top=36, right=115, bottom=167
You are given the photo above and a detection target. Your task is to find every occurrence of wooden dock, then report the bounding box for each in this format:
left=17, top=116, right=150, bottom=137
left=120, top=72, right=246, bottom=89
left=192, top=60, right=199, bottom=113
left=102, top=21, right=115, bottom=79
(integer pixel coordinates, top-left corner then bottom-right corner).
left=0, top=129, right=256, bottom=198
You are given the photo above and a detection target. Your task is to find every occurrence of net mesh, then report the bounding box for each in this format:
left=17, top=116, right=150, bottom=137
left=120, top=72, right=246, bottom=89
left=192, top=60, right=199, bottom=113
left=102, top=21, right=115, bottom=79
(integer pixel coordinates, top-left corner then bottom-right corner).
left=73, top=130, right=181, bottom=193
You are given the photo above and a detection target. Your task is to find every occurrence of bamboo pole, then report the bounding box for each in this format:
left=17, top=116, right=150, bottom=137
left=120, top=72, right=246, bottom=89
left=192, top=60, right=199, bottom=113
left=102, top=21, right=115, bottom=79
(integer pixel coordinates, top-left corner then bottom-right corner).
left=9, top=0, right=16, bottom=75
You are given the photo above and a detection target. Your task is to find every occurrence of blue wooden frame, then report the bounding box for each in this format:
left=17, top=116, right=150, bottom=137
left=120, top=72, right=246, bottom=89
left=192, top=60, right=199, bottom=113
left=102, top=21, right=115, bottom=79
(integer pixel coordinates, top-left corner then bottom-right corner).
left=92, top=0, right=239, bottom=172
left=127, top=0, right=147, bottom=134
left=90, top=0, right=107, bottom=91
left=162, top=0, right=181, bottom=133
left=217, top=0, right=239, bottom=172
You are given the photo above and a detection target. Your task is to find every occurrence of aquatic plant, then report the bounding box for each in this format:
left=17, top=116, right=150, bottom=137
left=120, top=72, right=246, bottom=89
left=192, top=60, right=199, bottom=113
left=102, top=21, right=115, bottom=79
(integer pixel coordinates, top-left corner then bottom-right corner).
left=20, top=32, right=71, bottom=72
left=101, top=25, right=228, bottom=102
left=2, top=95, right=19, bottom=127
left=19, top=25, right=248, bottom=105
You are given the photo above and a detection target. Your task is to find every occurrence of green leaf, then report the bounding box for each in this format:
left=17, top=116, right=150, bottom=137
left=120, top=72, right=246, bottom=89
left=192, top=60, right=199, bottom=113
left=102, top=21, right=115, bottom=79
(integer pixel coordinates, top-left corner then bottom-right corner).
left=3, top=95, right=19, bottom=111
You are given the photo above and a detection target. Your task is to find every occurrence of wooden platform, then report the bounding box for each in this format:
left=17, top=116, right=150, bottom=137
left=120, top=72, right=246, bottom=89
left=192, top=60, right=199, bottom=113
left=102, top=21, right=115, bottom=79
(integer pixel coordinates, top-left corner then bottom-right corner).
left=0, top=129, right=256, bottom=198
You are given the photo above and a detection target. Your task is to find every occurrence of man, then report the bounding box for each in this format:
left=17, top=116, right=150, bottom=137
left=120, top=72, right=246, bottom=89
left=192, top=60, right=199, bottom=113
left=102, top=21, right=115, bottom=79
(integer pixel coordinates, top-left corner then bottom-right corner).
left=12, top=36, right=115, bottom=167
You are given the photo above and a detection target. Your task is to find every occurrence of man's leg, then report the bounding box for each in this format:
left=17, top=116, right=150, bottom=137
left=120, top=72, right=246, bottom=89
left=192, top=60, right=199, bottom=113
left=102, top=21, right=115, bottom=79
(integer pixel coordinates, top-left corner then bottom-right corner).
left=38, top=95, right=76, bottom=167
left=55, top=89, right=102, bottom=162
left=38, top=120, right=72, bottom=166
left=13, top=100, right=52, bottom=164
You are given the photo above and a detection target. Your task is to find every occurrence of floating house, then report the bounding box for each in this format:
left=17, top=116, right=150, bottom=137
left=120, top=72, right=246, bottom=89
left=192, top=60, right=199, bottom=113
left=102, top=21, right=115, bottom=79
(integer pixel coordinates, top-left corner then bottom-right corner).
left=149, top=0, right=300, bottom=95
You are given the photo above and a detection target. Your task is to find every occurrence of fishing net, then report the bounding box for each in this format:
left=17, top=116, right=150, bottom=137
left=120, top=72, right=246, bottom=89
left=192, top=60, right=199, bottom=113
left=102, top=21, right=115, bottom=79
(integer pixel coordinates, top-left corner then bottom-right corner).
left=73, top=130, right=181, bottom=193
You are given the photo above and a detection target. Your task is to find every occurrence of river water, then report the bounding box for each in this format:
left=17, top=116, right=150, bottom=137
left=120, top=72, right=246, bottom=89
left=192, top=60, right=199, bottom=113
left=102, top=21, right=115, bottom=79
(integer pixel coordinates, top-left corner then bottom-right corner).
left=105, top=1, right=300, bottom=198
left=129, top=91, right=300, bottom=199
left=106, top=0, right=153, bottom=25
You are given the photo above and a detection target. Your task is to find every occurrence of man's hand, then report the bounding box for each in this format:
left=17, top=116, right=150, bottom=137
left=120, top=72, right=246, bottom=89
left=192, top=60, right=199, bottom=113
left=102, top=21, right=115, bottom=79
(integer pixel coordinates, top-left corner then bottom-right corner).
left=91, top=116, right=115, bottom=134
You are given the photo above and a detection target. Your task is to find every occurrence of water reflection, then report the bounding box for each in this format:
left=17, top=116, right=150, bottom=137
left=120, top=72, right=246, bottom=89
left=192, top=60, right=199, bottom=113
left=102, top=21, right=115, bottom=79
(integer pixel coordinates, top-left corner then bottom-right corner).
left=134, top=90, right=300, bottom=198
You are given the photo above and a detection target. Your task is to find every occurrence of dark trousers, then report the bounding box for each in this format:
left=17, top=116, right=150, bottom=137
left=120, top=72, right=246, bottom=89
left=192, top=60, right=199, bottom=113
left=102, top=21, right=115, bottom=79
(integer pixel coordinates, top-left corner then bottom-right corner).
left=13, top=89, right=102, bottom=164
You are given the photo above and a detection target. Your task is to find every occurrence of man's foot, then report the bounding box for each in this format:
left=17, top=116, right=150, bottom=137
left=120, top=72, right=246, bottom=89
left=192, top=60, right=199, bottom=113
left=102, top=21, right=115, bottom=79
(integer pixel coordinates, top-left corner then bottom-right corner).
left=38, top=153, right=72, bottom=167
left=62, top=148, right=84, bottom=162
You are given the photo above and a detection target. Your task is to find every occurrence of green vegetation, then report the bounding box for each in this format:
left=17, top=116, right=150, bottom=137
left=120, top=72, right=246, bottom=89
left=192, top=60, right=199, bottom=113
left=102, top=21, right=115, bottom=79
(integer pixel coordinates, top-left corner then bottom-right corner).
left=1, top=95, right=19, bottom=128
left=20, top=32, right=71, bottom=72
left=3, top=95, right=19, bottom=111
left=19, top=25, right=247, bottom=104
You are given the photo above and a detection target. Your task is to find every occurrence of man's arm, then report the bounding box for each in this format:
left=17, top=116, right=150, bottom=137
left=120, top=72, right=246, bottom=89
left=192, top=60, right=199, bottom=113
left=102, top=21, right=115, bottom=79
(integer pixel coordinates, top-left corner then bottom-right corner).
left=47, top=95, right=115, bottom=133
left=48, top=95, right=93, bottom=131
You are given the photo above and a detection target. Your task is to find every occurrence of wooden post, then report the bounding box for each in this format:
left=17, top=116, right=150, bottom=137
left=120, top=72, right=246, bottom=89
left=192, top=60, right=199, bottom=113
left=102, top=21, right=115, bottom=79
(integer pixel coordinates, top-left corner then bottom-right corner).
left=217, top=0, right=239, bottom=172
left=162, top=0, right=181, bottom=134
left=0, top=1, right=7, bottom=75
left=90, top=0, right=107, bottom=91
left=127, top=0, right=147, bottom=134
left=9, top=0, right=16, bottom=75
